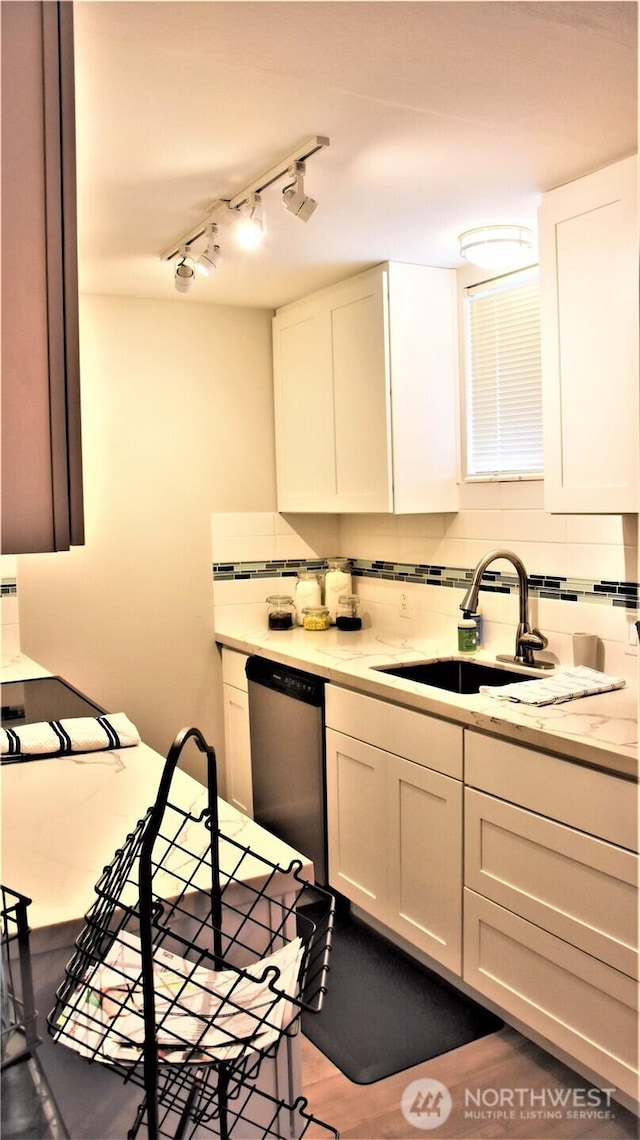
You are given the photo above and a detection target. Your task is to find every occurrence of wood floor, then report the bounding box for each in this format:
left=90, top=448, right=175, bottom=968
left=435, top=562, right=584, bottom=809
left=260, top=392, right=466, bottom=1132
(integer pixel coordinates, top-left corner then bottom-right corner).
left=300, top=1026, right=638, bottom=1140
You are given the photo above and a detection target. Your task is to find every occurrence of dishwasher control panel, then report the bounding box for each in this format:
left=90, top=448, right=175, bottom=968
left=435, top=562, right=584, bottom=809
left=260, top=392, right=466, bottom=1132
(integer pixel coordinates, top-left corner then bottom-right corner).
left=245, top=655, right=325, bottom=706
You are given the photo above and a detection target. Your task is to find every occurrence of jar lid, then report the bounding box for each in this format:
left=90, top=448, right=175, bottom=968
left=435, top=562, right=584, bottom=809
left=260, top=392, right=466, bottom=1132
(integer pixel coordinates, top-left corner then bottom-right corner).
left=266, top=595, right=294, bottom=604
left=338, top=594, right=359, bottom=603
left=326, top=557, right=350, bottom=569
left=302, top=606, right=329, bottom=615
left=296, top=569, right=319, bottom=578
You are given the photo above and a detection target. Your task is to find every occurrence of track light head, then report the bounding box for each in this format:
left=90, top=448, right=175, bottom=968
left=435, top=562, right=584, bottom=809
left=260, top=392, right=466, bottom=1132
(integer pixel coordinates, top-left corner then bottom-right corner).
left=194, top=224, right=221, bottom=276
left=281, top=162, right=317, bottom=222
left=235, top=194, right=264, bottom=250
left=174, top=248, right=195, bottom=293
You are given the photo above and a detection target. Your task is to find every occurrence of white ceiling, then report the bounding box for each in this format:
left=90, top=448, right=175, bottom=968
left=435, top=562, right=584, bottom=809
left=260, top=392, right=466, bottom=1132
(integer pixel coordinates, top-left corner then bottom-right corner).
left=73, top=1, right=637, bottom=309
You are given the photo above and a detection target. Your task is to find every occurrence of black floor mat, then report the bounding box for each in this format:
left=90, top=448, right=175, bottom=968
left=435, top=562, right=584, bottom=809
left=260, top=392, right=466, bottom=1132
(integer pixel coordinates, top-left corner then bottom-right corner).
left=302, top=907, right=502, bottom=1085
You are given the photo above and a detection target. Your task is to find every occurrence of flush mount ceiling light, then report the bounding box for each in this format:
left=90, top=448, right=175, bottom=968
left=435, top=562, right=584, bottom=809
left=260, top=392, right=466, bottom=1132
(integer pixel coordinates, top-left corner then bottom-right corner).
left=194, top=223, right=221, bottom=276
left=281, top=161, right=317, bottom=222
left=160, top=136, right=329, bottom=293
left=174, top=247, right=195, bottom=293
left=459, top=225, right=535, bottom=272
left=234, top=194, right=264, bottom=250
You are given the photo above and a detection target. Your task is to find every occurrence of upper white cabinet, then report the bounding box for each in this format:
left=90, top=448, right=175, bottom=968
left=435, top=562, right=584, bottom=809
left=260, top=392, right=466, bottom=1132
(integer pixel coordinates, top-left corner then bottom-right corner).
left=272, top=262, right=460, bottom=514
left=539, top=156, right=638, bottom=514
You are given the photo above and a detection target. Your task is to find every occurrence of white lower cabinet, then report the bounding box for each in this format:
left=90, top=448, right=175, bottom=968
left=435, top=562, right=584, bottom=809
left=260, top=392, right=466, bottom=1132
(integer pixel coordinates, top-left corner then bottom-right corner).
left=464, top=890, right=638, bottom=1099
left=221, top=648, right=253, bottom=818
left=464, top=729, right=639, bottom=1103
left=325, top=730, right=388, bottom=916
left=386, top=751, right=462, bottom=971
left=325, top=686, right=463, bottom=973
left=465, top=788, right=638, bottom=978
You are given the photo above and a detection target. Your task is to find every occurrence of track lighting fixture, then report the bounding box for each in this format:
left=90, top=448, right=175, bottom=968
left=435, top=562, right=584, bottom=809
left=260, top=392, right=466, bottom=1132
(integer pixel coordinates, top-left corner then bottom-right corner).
left=160, top=135, right=329, bottom=292
left=194, top=224, right=221, bottom=276
left=281, top=162, right=317, bottom=222
left=174, top=247, right=195, bottom=293
left=234, top=194, right=264, bottom=250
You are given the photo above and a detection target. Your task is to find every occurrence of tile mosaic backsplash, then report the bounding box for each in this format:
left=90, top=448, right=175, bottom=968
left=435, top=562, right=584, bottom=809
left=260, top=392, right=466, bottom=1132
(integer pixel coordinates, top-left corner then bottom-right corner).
left=211, top=557, right=638, bottom=609
left=210, top=511, right=639, bottom=680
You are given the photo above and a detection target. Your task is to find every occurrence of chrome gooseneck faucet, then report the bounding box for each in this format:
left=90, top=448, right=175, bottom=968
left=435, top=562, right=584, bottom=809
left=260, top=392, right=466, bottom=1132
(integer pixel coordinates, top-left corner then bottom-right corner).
left=460, top=549, right=553, bottom=670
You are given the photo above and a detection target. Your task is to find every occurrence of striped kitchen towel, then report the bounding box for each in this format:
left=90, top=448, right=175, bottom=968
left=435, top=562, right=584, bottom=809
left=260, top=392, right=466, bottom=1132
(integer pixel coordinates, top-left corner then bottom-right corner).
left=1, top=713, right=140, bottom=760
left=479, top=665, right=626, bottom=707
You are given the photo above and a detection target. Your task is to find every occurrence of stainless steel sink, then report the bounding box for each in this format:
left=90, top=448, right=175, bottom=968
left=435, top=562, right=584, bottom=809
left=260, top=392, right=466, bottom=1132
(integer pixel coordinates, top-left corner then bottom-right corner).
left=375, top=658, right=534, bottom=694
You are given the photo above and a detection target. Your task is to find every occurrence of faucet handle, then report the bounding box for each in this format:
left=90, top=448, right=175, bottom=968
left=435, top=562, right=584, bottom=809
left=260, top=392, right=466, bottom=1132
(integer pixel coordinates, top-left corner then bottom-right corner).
left=519, top=628, right=548, bottom=652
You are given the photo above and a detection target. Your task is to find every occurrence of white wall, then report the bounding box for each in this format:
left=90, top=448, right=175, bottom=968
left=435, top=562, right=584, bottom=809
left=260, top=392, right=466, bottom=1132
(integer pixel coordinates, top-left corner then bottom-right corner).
left=17, top=295, right=275, bottom=784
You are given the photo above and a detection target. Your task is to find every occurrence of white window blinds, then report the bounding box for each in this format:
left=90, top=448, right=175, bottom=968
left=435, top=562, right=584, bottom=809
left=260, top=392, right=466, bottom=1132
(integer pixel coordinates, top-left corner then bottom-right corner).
left=464, top=266, right=543, bottom=478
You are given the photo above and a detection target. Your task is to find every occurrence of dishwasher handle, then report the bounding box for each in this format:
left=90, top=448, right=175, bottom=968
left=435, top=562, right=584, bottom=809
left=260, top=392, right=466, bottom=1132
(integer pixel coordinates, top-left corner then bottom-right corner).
left=245, top=655, right=325, bottom=707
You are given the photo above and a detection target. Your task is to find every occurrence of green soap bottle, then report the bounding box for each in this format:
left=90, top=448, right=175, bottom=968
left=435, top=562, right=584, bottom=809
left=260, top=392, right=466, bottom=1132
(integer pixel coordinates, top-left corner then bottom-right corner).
left=457, top=611, right=478, bottom=652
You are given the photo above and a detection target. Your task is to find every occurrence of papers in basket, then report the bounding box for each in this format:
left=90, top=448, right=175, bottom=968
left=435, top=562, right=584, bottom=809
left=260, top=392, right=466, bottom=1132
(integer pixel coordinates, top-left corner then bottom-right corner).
left=53, top=930, right=303, bottom=1066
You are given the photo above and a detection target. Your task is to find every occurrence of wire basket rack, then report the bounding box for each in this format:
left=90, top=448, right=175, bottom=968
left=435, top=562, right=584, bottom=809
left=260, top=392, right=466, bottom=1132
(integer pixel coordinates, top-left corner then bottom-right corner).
left=2, top=886, right=70, bottom=1139
left=2, top=885, right=40, bottom=1070
left=46, top=727, right=336, bottom=1139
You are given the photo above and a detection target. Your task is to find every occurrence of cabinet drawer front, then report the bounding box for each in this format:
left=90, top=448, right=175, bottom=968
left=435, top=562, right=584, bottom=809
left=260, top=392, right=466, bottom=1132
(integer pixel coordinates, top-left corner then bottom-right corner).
left=326, top=686, right=462, bottom=778
left=465, top=731, right=637, bottom=851
left=464, top=890, right=639, bottom=1100
left=465, top=790, right=638, bottom=977
left=221, top=647, right=249, bottom=692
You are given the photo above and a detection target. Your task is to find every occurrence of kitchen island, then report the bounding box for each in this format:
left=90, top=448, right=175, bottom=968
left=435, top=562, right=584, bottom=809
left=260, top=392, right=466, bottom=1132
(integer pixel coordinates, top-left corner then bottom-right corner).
left=1, top=654, right=322, bottom=1139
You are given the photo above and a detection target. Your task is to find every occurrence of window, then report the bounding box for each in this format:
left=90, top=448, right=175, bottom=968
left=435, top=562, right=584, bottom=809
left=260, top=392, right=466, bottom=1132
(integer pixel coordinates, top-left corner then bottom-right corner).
left=463, top=266, right=542, bottom=479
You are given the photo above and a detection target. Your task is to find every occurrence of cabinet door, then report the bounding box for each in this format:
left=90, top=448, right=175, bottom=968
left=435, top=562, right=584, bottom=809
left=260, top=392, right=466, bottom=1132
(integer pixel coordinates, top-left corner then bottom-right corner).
left=1, top=2, right=84, bottom=552
left=222, top=683, right=253, bottom=818
left=272, top=300, right=336, bottom=511
left=325, top=728, right=387, bottom=916
left=273, top=270, right=393, bottom=513
left=326, top=725, right=463, bottom=972
left=386, top=754, right=462, bottom=972
left=329, top=271, right=393, bottom=512
left=539, top=156, right=638, bottom=513
left=387, top=262, right=459, bottom=514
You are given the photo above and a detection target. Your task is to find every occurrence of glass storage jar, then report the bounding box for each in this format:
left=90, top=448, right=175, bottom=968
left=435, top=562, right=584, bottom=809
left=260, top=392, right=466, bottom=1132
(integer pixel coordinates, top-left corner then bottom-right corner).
left=302, top=606, right=330, bottom=631
left=266, top=595, right=295, bottom=630
left=324, top=558, right=352, bottom=623
left=293, top=571, right=322, bottom=625
left=336, top=594, right=362, bottom=631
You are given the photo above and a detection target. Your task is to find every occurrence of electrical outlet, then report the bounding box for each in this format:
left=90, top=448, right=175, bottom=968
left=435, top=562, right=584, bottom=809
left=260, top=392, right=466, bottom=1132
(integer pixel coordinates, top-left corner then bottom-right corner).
left=625, top=621, right=639, bottom=655
left=399, top=591, right=415, bottom=619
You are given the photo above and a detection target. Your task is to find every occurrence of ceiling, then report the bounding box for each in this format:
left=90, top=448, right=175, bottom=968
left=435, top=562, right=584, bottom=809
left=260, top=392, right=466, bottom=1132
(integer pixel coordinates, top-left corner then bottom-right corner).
left=73, top=1, right=637, bottom=310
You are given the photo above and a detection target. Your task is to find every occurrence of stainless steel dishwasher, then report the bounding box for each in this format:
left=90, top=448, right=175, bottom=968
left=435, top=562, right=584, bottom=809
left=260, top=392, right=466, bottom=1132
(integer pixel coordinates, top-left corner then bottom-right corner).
left=245, top=655, right=327, bottom=885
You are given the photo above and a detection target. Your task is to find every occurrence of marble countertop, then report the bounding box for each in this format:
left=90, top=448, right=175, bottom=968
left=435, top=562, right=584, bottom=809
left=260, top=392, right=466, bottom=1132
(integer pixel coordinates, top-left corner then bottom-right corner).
left=1, top=655, right=312, bottom=948
left=215, top=621, right=638, bottom=780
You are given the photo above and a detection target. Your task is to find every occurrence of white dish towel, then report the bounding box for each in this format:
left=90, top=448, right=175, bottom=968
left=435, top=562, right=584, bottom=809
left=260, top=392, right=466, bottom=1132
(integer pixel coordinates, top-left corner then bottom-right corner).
left=479, top=665, right=626, bottom=707
left=1, top=713, right=141, bottom=759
